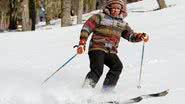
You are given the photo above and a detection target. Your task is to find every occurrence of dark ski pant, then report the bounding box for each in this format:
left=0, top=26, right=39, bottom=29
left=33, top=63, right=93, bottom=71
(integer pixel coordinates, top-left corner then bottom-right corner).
left=85, top=50, right=123, bottom=88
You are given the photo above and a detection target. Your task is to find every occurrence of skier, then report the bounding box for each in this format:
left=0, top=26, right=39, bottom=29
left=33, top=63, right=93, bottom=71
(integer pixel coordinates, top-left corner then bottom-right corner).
left=77, top=0, right=149, bottom=92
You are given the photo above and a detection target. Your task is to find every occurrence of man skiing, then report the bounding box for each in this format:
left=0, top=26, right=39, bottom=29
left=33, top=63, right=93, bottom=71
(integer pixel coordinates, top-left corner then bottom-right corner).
left=77, top=0, right=149, bottom=92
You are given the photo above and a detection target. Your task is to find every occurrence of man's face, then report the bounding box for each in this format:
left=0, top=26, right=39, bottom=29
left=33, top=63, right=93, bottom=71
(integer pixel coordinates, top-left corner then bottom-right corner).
left=110, top=4, right=122, bottom=16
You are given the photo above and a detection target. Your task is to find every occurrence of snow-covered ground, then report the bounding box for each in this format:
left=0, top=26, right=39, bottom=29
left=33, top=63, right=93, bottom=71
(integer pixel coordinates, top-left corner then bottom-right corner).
left=0, top=0, right=185, bottom=104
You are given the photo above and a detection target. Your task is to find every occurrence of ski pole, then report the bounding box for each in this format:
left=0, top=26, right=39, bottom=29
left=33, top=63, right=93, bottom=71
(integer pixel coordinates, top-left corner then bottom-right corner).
left=137, top=42, right=145, bottom=89
left=42, top=53, right=78, bottom=85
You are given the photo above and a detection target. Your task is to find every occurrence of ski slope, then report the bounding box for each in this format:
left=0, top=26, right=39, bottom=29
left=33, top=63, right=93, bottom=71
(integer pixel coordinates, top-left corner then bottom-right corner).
left=0, top=0, right=185, bottom=104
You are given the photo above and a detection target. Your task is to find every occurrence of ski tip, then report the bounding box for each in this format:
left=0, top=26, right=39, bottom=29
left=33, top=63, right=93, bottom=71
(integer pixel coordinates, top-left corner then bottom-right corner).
left=164, top=89, right=170, bottom=95
left=131, top=96, right=143, bottom=102
left=106, top=101, right=119, bottom=104
left=162, top=89, right=169, bottom=96
left=150, top=89, right=169, bottom=97
left=162, top=89, right=170, bottom=94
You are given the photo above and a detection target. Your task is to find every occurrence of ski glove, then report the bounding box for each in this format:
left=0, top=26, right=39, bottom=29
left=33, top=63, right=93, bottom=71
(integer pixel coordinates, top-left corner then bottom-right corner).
left=136, top=33, right=149, bottom=42
left=77, top=39, right=86, bottom=54
left=77, top=45, right=85, bottom=54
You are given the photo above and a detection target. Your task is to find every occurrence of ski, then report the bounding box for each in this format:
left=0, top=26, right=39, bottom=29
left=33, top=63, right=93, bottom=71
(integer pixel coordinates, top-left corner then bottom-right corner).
left=104, top=89, right=169, bottom=104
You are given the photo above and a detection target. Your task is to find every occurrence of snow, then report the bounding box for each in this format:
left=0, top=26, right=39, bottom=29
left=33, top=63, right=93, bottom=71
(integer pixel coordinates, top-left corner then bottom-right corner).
left=0, top=0, right=185, bottom=103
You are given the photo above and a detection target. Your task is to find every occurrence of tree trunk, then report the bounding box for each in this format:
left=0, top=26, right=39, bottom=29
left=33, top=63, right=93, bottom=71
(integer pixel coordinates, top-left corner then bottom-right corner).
left=0, top=12, right=3, bottom=31
left=71, top=0, right=78, bottom=16
left=61, top=0, right=72, bottom=26
left=90, top=0, right=96, bottom=11
left=77, top=0, right=84, bottom=24
left=0, top=0, right=9, bottom=30
left=44, top=0, right=50, bottom=25
left=19, top=0, right=31, bottom=31
left=157, top=0, right=167, bottom=9
left=29, top=0, right=36, bottom=30
left=9, top=0, right=17, bottom=30
left=96, top=0, right=105, bottom=9
left=84, top=1, right=89, bottom=13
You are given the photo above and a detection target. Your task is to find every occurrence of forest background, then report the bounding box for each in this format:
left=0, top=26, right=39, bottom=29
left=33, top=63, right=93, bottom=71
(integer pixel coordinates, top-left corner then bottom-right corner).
left=0, top=0, right=167, bottom=32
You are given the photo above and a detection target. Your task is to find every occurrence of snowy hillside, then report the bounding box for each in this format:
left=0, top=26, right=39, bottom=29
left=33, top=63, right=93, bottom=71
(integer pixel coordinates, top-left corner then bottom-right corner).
left=0, top=0, right=185, bottom=104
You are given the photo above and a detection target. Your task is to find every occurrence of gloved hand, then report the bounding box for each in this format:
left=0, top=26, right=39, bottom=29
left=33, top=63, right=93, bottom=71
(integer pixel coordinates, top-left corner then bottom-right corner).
left=136, top=33, right=149, bottom=42
left=77, top=39, right=86, bottom=54
left=77, top=45, right=85, bottom=54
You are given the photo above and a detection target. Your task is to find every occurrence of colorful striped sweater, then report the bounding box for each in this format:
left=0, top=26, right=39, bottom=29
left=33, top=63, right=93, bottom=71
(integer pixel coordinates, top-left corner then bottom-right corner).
left=79, top=12, right=141, bottom=54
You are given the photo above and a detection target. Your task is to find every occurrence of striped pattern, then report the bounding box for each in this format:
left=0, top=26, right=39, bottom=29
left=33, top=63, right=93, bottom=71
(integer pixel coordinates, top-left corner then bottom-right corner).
left=79, top=12, right=141, bottom=54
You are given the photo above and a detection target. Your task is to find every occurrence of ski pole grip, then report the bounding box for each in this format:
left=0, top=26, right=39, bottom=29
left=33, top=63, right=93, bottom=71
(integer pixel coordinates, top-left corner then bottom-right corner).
left=73, top=45, right=79, bottom=48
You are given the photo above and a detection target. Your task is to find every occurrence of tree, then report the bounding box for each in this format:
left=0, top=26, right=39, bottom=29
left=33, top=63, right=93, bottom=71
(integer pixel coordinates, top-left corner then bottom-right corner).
left=71, top=0, right=78, bottom=16
left=61, top=0, right=72, bottom=26
left=84, top=0, right=96, bottom=13
left=91, top=0, right=97, bottom=11
left=21, top=0, right=31, bottom=31
left=8, top=0, right=34, bottom=31
left=29, top=0, right=36, bottom=30
left=44, top=0, right=50, bottom=25
left=77, top=0, right=84, bottom=24
left=96, top=0, right=106, bottom=9
left=9, top=0, right=19, bottom=30
left=0, top=0, right=9, bottom=30
left=157, top=0, right=167, bottom=9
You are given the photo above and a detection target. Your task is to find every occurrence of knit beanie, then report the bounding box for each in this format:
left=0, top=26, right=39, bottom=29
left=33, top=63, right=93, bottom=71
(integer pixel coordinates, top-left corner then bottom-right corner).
left=103, top=0, right=127, bottom=17
left=106, top=0, right=125, bottom=7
